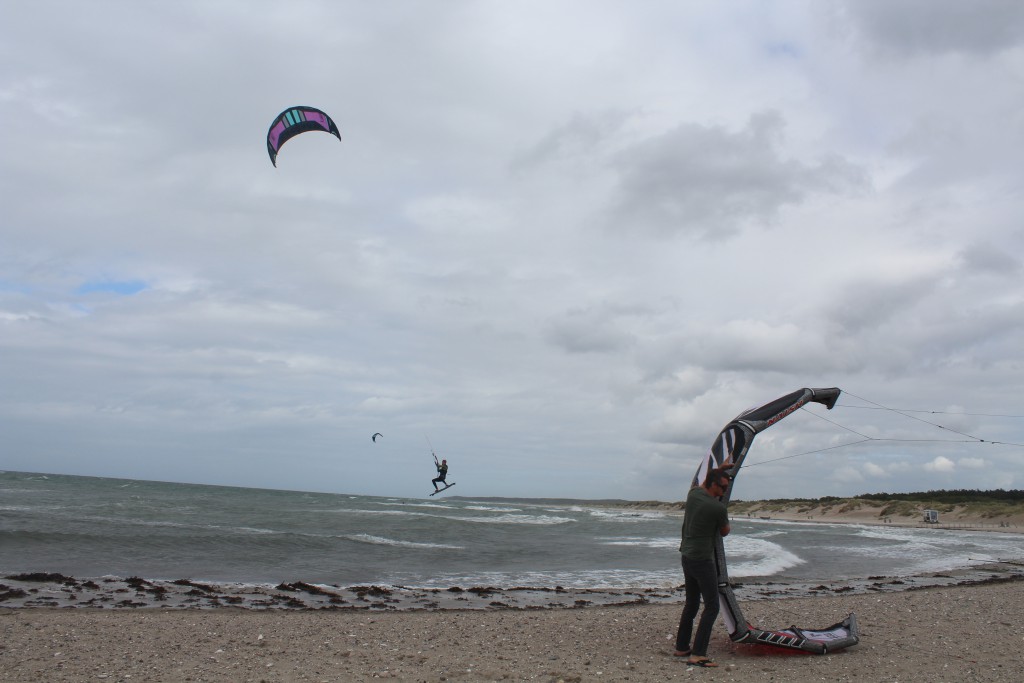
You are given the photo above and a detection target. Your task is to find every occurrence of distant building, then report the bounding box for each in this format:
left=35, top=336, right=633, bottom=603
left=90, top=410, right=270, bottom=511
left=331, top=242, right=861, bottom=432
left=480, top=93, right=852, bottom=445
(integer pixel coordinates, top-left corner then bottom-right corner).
left=923, top=509, right=939, bottom=524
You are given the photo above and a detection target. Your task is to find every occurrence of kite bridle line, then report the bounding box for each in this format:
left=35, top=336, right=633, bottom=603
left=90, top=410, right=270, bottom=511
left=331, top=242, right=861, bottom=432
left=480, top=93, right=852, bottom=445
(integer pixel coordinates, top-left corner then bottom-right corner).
left=742, top=389, right=1024, bottom=470
left=837, top=406, right=1024, bottom=419
left=839, top=389, right=1001, bottom=442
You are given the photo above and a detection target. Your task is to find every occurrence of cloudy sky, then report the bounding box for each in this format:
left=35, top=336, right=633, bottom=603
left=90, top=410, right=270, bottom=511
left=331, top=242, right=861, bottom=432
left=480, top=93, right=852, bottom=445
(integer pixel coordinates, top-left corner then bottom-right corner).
left=3, top=1, right=1023, bottom=501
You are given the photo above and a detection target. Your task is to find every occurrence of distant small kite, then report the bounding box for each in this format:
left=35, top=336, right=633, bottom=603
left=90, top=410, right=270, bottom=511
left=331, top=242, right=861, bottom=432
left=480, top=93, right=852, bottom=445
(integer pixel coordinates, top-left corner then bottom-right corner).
left=266, top=106, right=341, bottom=167
left=372, top=433, right=383, bottom=443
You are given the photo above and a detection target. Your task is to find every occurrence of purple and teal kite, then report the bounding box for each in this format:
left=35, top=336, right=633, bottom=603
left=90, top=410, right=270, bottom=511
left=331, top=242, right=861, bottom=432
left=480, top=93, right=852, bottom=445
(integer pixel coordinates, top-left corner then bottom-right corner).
left=266, top=106, right=341, bottom=167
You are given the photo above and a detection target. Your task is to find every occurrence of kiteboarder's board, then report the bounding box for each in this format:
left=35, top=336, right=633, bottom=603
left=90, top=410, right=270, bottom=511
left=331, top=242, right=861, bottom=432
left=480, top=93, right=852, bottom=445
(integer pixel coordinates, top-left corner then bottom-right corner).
left=429, top=483, right=456, bottom=496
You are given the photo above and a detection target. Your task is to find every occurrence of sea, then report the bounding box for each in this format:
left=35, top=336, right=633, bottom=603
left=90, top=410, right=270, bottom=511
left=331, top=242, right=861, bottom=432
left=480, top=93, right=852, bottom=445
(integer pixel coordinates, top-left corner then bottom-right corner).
left=3, top=471, right=1023, bottom=590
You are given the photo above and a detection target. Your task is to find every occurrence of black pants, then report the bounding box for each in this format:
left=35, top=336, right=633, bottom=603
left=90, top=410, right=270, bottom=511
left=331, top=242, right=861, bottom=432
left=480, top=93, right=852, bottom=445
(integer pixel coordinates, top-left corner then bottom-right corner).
left=675, top=556, right=720, bottom=656
left=432, top=477, right=446, bottom=488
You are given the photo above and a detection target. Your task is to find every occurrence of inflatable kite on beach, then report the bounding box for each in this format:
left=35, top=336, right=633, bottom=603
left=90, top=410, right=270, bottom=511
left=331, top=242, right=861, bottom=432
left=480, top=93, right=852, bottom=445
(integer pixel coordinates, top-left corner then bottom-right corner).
left=266, top=106, right=341, bottom=166
left=692, top=387, right=860, bottom=654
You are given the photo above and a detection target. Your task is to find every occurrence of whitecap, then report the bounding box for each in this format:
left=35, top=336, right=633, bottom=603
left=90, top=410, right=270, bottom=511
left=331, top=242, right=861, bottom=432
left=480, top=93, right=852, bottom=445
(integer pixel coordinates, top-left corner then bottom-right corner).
left=445, top=513, right=576, bottom=525
left=343, top=533, right=463, bottom=550
left=587, top=508, right=667, bottom=520
left=416, top=567, right=681, bottom=590
left=385, top=501, right=457, bottom=510
left=725, top=535, right=805, bottom=577
left=599, top=536, right=679, bottom=549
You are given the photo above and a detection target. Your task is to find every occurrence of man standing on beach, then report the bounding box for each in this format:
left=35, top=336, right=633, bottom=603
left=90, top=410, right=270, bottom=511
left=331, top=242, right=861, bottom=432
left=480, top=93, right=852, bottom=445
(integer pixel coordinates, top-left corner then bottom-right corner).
left=675, top=467, right=732, bottom=668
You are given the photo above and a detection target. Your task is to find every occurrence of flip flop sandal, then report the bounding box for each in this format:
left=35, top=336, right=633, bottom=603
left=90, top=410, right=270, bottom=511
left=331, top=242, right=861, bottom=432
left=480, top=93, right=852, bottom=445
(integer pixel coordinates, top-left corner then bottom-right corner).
left=686, top=658, right=719, bottom=667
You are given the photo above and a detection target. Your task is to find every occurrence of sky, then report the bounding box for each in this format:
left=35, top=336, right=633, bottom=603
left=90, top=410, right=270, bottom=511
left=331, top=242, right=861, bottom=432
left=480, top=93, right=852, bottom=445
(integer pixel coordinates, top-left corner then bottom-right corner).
left=2, top=1, right=1024, bottom=501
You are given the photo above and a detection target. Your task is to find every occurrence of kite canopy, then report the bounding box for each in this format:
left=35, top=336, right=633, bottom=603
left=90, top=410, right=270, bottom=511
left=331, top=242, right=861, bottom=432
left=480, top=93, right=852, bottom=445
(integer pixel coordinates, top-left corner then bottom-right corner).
left=691, top=387, right=860, bottom=655
left=372, top=433, right=383, bottom=443
left=266, top=106, right=341, bottom=166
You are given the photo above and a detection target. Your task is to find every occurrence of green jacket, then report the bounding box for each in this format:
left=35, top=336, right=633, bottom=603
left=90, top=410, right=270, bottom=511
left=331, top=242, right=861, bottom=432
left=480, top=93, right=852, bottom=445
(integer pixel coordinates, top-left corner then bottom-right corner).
left=679, top=486, right=729, bottom=561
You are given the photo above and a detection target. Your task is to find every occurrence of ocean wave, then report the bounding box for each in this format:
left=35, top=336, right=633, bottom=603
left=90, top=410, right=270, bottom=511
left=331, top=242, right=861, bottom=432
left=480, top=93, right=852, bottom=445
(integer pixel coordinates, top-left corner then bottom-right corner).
left=463, top=505, right=523, bottom=512
left=228, top=526, right=282, bottom=535
left=343, top=533, right=463, bottom=550
left=725, top=535, right=805, bottom=577
left=739, top=517, right=852, bottom=530
left=746, top=529, right=785, bottom=538
left=35, top=513, right=291, bottom=537
left=347, top=509, right=429, bottom=517
left=587, top=509, right=667, bottom=522
left=411, top=567, right=681, bottom=590
left=854, top=526, right=930, bottom=542
left=379, top=501, right=456, bottom=510
left=444, top=513, right=576, bottom=526
left=599, top=536, right=679, bottom=549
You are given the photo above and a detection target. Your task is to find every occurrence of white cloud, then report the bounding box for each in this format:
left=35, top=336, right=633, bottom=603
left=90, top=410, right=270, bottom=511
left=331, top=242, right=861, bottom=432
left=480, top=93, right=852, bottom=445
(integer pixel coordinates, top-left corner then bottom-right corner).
left=832, top=466, right=866, bottom=484
left=863, top=462, right=887, bottom=478
left=958, top=457, right=987, bottom=469
left=924, top=456, right=956, bottom=473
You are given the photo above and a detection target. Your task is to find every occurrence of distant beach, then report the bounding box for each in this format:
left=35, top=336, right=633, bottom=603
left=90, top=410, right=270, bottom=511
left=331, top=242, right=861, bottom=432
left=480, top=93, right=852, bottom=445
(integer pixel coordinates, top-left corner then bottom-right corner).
left=607, top=496, right=1024, bottom=533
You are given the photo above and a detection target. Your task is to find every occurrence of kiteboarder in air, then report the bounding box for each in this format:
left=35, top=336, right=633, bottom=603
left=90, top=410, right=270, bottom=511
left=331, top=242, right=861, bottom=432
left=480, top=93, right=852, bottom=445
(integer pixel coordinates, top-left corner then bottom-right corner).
left=431, top=454, right=449, bottom=492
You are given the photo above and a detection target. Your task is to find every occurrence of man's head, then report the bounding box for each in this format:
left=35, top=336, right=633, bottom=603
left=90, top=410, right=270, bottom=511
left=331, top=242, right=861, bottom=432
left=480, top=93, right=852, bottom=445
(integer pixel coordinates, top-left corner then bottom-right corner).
left=704, top=467, right=732, bottom=495
left=442, top=459, right=447, bottom=465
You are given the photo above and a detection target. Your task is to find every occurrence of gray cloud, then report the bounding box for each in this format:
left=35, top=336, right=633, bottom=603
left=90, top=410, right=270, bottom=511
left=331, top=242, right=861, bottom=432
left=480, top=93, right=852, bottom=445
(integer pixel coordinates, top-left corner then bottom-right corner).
left=956, top=242, right=1022, bottom=276
left=606, top=112, right=865, bottom=240
left=843, top=0, right=1024, bottom=57
left=510, top=110, right=632, bottom=172
left=544, top=306, right=637, bottom=354
left=824, top=276, right=939, bottom=337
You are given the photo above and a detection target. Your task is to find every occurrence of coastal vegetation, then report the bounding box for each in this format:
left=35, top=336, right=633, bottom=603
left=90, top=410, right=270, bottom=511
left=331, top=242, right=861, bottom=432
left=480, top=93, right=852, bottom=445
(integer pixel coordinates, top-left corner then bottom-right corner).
left=727, top=489, right=1024, bottom=523
left=478, top=491, right=1024, bottom=525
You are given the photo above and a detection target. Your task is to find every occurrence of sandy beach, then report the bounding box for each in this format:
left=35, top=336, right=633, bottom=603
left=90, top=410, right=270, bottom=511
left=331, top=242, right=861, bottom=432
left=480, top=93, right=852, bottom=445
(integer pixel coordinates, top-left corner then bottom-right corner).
left=733, top=504, right=1024, bottom=533
left=3, top=568, right=1023, bottom=682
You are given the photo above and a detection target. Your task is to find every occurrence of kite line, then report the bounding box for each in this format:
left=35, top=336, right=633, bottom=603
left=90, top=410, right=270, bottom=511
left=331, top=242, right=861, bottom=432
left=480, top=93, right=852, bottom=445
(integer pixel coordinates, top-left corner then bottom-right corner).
left=743, top=389, right=1024, bottom=470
